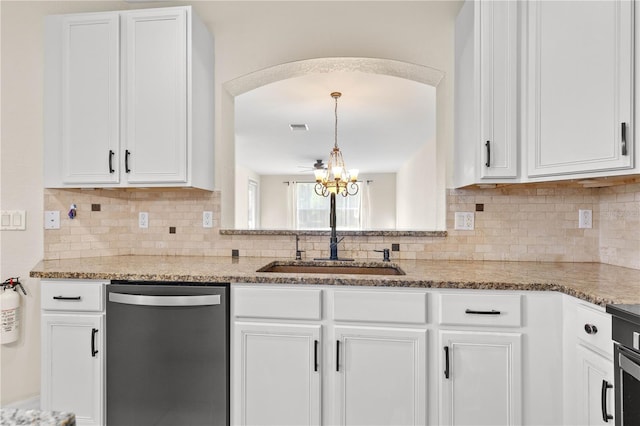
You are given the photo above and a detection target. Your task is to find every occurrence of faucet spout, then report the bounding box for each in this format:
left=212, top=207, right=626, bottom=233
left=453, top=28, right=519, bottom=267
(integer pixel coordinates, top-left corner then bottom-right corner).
left=314, top=192, right=353, bottom=261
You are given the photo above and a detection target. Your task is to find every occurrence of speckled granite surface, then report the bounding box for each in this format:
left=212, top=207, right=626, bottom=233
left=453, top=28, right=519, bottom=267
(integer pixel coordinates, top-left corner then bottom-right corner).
left=30, top=256, right=640, bottom=306
left=0, top=408, right=75, bottom=425
left=220, top=229, right=447, bottom=237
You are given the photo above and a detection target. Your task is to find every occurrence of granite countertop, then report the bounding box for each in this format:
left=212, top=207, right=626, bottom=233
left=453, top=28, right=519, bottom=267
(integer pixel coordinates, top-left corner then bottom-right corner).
left=30, top=255, right=640, bottom=306
left=0, top=408, right=75, bottom=426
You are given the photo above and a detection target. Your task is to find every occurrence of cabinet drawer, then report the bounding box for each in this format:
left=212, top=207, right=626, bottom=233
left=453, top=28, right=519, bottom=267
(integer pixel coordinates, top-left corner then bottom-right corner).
left=576, top=303, right=613, bottom=356
left=333, top=290, right=427, bottom=324
left=41, top=280, right=105, bottom=312
left=234, top=287, right=322, bottom=320
left=439, top=293, right=522, bottom=327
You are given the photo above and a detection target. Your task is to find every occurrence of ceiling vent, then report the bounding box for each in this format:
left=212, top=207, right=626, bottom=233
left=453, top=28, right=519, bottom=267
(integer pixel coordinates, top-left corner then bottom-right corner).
left=289, top=124, right=309, bottom=131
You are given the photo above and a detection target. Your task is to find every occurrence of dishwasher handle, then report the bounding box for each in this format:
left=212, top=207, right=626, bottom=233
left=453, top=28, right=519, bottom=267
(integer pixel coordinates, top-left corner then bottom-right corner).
left=109, top=292, right=221, bottom=307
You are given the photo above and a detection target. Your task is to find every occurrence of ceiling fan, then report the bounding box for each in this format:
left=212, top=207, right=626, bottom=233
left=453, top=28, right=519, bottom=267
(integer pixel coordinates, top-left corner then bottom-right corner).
left=297, top=159, right=326, bottom=172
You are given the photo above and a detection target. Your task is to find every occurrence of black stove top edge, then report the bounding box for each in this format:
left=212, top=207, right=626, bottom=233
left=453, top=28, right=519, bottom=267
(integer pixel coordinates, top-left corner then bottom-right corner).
left=606, top=303, right=640, bottom=326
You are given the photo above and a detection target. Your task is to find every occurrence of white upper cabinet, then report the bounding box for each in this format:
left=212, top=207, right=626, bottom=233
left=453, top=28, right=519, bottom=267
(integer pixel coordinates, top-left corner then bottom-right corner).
left=121, top=8, right=187, bottom=184
left=45, top=13, right=120, bottom=185
left=454, top=0, right=519, bottom=187
left=525, top=0, right=634, bottom=178
left=44, top=6, right=214, bottom=190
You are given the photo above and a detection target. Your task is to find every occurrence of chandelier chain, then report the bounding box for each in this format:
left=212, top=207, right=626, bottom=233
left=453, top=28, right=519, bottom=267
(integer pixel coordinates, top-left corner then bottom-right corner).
left=334, top=94, right=339, bottom=149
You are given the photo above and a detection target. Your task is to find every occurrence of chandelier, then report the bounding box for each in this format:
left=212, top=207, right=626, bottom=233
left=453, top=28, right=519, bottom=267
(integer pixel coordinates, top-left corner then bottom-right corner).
left=314, top=92, right=359, bottom=197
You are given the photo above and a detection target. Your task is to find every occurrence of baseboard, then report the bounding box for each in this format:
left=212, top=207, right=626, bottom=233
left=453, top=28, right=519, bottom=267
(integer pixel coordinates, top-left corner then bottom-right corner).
left=1, top=396, right=40, bottom=410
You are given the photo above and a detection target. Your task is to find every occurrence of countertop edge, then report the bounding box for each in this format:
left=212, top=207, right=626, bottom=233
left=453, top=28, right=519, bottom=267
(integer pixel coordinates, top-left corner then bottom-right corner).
left=30, top=270, right=618, bottom=307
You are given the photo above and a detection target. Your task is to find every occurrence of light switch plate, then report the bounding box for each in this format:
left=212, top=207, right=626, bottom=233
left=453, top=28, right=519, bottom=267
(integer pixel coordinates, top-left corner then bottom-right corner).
left=1, top=210, right=26, bottom=230
left=44, top=211, right=60, bottom=229
left=454, top=212, right=475, bottom=230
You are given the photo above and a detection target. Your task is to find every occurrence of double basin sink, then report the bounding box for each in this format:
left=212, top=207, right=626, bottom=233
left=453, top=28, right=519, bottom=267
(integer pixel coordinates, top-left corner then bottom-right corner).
left=258, top=260, right=405, bottom=276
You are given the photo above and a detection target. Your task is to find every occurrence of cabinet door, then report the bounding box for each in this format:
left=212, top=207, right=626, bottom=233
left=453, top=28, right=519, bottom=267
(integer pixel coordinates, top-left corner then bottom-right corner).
left=41, top=313, right=104, bottom=426
left=234, top=322, right=321, bottom=426
left=60, top=13, right=120, bottom=184
left=122, top=8, right=187, bottom=184
left=526, top=0, right=634, bottom=177
left=333, top=326, right=427, bottom=426
left=577, top=345, right=615, bottom=425
left=439, top=330, right=522, bottom=426
left=479, top=0, right=518, bottom=179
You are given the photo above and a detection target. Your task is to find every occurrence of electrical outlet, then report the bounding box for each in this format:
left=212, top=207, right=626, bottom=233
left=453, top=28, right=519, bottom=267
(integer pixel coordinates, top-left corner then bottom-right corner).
left=454, top=212, right=475, bottom=230
left=203, top=211, right=213, bottom=228
left=44, top=211, right=60, bottom=229
left=579, top=209, right=592, bottom=229
left=139, top=212, right=149, bottom=229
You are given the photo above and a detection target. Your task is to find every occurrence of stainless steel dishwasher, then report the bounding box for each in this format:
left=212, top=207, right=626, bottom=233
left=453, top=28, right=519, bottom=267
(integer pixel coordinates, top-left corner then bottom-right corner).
left=107, top=282, right=229, bottom=426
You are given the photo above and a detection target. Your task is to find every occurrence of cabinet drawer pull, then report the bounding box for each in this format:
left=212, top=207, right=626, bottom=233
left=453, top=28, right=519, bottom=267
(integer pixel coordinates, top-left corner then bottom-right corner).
left=108, top=150, right=115, bottom=173
left=314, top=340, right=319, bottom=372
left=485, top=141, right=491, bottom=167
left=91, top=328, right=99, bottom=357
left=53, top=296, right=82, bottom=301
left=601, top=379, right=613, bottom=422
left=336, top=340, right=340, bottom=372
left=621, top=122, right=627, bottom=156
left=125, top=150, right=131, bottom=173
left=465, top=309, right=501, bottom=315
left=444, top=346, right=450, bottom=379
left=584, top=323, right=598, bottom=335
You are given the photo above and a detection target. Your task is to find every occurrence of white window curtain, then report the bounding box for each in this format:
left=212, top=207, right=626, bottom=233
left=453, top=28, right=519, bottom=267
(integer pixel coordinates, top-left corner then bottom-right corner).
left=361, top=180, right=372, bottom=229
left=286, top=181, right=297, bottom=229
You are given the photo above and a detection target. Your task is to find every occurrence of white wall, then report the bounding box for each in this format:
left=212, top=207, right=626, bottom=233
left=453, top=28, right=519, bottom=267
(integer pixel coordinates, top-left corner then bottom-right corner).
left=259, top=175, right=293, bottom=229
left=359, top=173, right=396, bottom=229
left=396, top=139, right=438, bottom=230
left=0, top=0, right=460, bottom=404
left=203, top=1, right=460, bottom=229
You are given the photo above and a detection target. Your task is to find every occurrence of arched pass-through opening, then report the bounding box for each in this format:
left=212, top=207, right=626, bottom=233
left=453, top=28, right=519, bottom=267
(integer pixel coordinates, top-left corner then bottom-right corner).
left=219, top=57, right=446, bottom=230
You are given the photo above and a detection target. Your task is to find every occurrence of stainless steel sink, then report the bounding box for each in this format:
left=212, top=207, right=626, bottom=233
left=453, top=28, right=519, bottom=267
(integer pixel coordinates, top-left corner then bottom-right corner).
left=257, top=261, right=406, bottom=276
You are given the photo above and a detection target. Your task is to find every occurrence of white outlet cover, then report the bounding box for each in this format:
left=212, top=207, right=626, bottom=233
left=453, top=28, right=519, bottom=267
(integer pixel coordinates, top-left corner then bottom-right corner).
left=203, top=211, right=213, bottom=228
left=139, top=212, right=149, bottom=229
left=454, top=212, right=475, bottom=230
left=578, top=209, right=593, bottom=229
left=44, top=210, right=60, bottom=229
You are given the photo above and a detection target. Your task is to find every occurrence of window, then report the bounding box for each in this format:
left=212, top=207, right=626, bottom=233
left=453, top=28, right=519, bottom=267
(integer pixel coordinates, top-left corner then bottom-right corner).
left=247, top=179, right=258, bottom=229
left=295, top=182, right=361, bottom=230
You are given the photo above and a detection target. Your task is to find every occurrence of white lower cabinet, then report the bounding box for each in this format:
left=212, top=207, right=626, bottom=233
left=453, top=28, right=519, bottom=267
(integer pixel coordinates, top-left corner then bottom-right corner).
left=231, top=285, right=612, bottom=426
left=41, top=314, right=104, bottom=425
left=333, top=326, right=427, bottom=426
left=40, top=279, right=106, bottom=426
left=577, top=345, right=615, bottom=426
left=439, top=330, right=522, bottom=426
left=564, top=298, right=616, bottom=425
left=233, top=322, right=321, bottom=426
